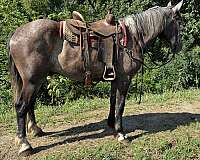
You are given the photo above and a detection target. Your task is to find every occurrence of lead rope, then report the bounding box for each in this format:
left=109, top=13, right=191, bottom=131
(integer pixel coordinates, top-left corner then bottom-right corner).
left=139, top=64, right=144, bottom=104
left=137, top=19, right=145, bottom=104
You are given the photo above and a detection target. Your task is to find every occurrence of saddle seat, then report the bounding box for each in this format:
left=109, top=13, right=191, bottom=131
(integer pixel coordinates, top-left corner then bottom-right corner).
left=65, top=19, right=117, bottom=37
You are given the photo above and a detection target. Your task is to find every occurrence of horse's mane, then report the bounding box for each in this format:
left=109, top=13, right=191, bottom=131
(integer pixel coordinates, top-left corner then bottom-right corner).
left=123, top=6, right=171, bottom=45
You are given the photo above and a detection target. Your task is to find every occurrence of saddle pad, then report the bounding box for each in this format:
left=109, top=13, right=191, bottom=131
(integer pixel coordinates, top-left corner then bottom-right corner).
left=62, top=21, right=79, bottom=44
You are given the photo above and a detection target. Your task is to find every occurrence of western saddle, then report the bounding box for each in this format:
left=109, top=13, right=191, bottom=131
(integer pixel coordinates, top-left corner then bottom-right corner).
left=60, top=11, right=121, bottom=85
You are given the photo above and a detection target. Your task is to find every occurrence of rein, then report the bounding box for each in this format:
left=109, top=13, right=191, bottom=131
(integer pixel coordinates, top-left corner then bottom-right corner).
left=124, top=46, right=175, bottom=103
left=124, top=47, right=175, bottom=70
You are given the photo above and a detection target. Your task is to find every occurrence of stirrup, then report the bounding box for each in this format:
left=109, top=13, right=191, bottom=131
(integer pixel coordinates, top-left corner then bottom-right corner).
left=103, top=66, right=116, bottom=81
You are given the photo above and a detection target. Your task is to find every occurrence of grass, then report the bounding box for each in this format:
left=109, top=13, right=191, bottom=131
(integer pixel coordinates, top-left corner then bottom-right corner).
left=131, top=122, right=200, bottom=160
left=32, top=123, right=200, bottom=160
left=0, top=88, right=200, bottom=159
left=33, top=122, right=200, bottom=160
left=1, top=89, right=200, bottom=126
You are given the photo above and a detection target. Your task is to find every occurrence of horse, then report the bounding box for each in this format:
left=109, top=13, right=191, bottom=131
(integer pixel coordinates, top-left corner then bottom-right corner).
left=8, top=1, right=183, bottom=156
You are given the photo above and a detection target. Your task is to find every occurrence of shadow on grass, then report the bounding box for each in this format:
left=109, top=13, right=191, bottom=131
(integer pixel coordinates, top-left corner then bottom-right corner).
left=34, top=112, right=200, bottom=153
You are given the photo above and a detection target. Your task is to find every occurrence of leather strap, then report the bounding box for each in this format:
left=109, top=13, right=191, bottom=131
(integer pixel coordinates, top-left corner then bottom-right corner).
left=82, top=26, right=92, bottom=85
left=119, top=20, right=127, bottom=47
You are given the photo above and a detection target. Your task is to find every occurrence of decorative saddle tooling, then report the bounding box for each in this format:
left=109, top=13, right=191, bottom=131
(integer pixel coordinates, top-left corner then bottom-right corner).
left=59, top=11, right=127, bottom=84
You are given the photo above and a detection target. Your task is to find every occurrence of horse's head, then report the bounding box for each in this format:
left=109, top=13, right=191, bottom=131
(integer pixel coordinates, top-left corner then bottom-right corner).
left=160, top=0, right=183, bottom=53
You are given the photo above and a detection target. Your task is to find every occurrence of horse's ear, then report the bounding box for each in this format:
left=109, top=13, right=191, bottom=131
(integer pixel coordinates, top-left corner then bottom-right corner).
left=167, top=1, right=172, bottom=7
left=172, top=0, right=183, bottom=13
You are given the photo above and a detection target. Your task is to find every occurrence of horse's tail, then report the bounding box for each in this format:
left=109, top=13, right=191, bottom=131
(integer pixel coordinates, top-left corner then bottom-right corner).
left=7, top=32, right=22, bottom=102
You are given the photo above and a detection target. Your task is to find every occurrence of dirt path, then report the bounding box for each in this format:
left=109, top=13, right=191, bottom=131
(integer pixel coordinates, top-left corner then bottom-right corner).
left=0, top=101, right=200, bottom=160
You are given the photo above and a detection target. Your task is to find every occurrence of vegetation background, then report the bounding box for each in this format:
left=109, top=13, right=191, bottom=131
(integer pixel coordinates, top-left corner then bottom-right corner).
left=0, top=0, right=199, bottom=106
left=0, top=1, right=199, bottom=159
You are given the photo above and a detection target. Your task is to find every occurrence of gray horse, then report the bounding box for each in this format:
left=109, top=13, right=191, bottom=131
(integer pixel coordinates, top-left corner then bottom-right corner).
left=8, top=1, right=183, bottom=156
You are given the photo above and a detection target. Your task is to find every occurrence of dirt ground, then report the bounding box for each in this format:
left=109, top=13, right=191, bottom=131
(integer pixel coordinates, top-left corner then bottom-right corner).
left=0, top=101, right=200, bottom=160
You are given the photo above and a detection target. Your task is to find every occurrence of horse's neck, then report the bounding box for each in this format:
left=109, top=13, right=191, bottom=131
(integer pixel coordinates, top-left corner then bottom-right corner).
left=141, top=9, right=166, bottom=45
left=125, top=7, right=166, bottom=47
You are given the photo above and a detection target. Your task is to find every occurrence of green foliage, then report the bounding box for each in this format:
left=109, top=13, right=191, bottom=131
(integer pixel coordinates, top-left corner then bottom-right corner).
left=0, top=0, right=29, bottom=103
left=46, top=75, right=110, bottom=104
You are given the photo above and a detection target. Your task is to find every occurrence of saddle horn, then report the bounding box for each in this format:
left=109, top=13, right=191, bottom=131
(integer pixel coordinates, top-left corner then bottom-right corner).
left=105, top=8, right=115, bottom=25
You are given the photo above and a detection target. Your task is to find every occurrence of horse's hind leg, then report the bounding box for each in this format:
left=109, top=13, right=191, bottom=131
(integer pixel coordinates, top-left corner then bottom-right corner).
left=26, top=85, right=45, bottom=137
left=15, top=80, right=39, bottom=156
left=27, top=95, right=45, bottom=137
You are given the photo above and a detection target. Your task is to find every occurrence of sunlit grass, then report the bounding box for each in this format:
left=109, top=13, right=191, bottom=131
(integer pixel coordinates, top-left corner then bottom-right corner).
left=33, top=122, right=200, bottom=160
left=1, top=88, right=200, bottom=159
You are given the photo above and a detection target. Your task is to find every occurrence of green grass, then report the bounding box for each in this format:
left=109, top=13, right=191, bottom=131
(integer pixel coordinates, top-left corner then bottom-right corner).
left=33, top=122, right=200, bottom=160
left=0, top=89, right=200, bottom=131
left=0, top=89, right=200, bottom=159
left=131, top=122, right=200, bottom=160
left=133, top=88, right=200, bottom=104
left=34, top=141, right=130, bottom=160
left=35, top=97, right=109, bottom=127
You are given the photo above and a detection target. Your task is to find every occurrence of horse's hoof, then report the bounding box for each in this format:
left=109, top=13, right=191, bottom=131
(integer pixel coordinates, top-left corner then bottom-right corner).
left=117, top=133, right=129, bottom=143
left=19, top=146, right=34, bottom=157
left=15, top=136, right=34, bottom=156
left=17, top=138, right=34, bottom=157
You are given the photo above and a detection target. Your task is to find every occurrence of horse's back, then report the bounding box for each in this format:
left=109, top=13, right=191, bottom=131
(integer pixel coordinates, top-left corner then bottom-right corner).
left=11, top=19, right=59, bottom=45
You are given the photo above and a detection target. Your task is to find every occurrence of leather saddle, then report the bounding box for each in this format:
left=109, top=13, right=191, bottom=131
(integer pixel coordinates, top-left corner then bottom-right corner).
left=62, top=11, right=120, bottom=83
left=66, top=19, right=117, bottom=37
left=67, top=10, right=117, bottom=37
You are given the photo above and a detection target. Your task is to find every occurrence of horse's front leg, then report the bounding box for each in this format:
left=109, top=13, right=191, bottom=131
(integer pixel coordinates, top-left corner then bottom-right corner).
left=107, top=81, right=117, bottom=128
left=114, top=79, right=130, bottom=141
left=15, top=83, right=35, bottom=156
